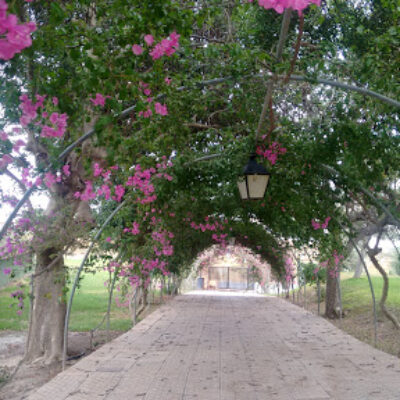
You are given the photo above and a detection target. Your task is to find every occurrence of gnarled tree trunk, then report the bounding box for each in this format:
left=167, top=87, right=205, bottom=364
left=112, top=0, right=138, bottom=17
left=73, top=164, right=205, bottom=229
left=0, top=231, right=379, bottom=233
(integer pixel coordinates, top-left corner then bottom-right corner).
left=367, top=247, right=400, bottom=329
left=25, top=247, right=66, bottom=364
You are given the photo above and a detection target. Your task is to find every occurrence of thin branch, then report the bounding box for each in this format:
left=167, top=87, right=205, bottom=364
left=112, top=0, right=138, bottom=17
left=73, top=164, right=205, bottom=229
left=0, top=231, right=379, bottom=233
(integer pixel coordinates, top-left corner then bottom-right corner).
left=256, top=9, right=292, bottom=141
left=338, top=220, right=378, bottom=346
left=62, top=200, right=127, bottom=370
left=285, top=74, right=400, bottom=109
left=189, top=153, right=223, bottom=164
left=3, top=169, right=33, bottom=211
left=284, top=14, right=304, bottom=84
left=321, top=164, right=400, bottom=228
left=184, top=123, right=220, bottom=130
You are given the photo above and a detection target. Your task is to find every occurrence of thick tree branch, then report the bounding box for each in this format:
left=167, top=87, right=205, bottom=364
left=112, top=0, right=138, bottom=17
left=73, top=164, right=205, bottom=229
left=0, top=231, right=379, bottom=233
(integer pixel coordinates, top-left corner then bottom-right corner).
left=256, top=9, right=292, bottom=141
left=321, top=164, right=400, bottom=228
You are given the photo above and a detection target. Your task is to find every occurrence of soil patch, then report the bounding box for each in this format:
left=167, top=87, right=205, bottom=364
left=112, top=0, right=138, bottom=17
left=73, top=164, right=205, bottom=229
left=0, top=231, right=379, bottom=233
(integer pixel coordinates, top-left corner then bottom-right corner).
left=0, top=330, right=124, bottom=400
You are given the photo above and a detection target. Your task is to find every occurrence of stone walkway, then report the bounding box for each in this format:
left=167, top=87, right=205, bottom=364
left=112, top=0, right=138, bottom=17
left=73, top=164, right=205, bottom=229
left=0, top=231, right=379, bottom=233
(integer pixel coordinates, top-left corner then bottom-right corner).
left=28, top=292, right=400, bottom=400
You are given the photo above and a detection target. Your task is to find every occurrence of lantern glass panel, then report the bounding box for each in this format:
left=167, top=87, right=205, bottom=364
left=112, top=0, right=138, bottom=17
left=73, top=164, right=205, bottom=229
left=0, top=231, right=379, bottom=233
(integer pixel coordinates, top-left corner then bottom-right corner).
left=247, top=174, right=269, bottom=199
left=237, top=178, right=248, bottom=200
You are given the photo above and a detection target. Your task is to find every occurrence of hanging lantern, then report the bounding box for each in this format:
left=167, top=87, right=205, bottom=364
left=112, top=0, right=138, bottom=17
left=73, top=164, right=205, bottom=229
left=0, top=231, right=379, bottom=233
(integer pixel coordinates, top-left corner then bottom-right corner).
left=237, top=154, right=270, bottom=200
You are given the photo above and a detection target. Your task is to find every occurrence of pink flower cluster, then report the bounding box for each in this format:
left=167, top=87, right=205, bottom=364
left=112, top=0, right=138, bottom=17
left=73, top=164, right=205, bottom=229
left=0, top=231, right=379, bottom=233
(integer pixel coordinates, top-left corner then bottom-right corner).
left=137, top=82, right=169, bottom=118
left=118, top=256, right=169, bottom=289
left=123, top=221, right=140, bottom=235
left=19, top=94, right=68, bottom=138
left=41, top=112, right=68, bottom=138
left=90, top=93, right=111, bottom=107
left=248, top=0, right=321, bottom=14
left=185, top=214, right=230, bottom=247
left=311, top=216, right=331, bottom=230
left=151, top=228, right=174, bottom=257
left=284, top=255, right=296, bottom=283
left=10, top=288, right=24, bottom=315
left=0, top=0, right=36, bottom=60
left=75, top=158, right=173, bottom=205
left=132, top=31, right=180, bottom=61
left=319, top=250, right=343, bottom=278
left=0, top=231, right=29, bottom=270
left=0, top=153, right=12, bottom=169
left=19, top=94, right=45, bottom=126
left=256, top=141, right=287, bottom=165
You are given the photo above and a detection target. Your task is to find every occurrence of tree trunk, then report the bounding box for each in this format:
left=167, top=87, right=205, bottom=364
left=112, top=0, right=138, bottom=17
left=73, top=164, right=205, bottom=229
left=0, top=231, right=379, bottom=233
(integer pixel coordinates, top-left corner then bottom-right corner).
left=25, top=247, right=66, bottom=364
left=352, top=247, right=366, bottom=278
left=367, top=248, right=400, bottom=329
left=325, top=268, right=338, bottom=319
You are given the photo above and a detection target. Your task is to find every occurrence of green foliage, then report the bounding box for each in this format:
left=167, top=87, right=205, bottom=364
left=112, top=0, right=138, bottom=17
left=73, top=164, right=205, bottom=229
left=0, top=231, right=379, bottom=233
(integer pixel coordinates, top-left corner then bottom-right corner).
left=302, top=263, right=327, bottom=285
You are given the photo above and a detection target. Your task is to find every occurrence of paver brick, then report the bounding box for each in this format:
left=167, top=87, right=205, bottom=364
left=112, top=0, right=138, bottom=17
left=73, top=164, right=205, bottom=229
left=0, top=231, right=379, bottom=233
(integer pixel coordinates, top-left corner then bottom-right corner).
left=27, top=292, right=400, bottom=400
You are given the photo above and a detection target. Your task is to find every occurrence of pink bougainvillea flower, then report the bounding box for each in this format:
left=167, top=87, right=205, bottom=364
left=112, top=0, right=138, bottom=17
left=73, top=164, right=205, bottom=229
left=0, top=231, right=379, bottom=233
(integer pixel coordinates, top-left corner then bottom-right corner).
left=52, top=97, right=58, bottom=106
left=113, top=184, right=125, bottom=202
left=3, top=267, right=11, bottom=275
left=164, top=77, right=172, bottom=85
left=0, top=154, right=13, bottom=169
left=0, top=3, right=36, bottom=60
left=131, top=221, right=140, bottom=235
left=155, top=102, right=168, bottom=116
left=143, top=109, right=153, bottom=118
left=321, top=216, right=331, bottom=229
left=0, top=131, right=8, bottom=141
left=132, top=44, right=144, bottom=55
left=149, top=31, right=180, bottom=60
left=12, top=139, right=26, bottom=153
left=252, top=0, right=320, bottom=14
left=93, top=162, right=103, bottom=177
left=90, top=93, right=109, bottom=107
left=311, top=219, right=320, bottom=230
left=144, top=34, right=154, bottom=46
left=149, top=43, right=164, bottom=60
left=41, top=113, right=68, bottom=138
left=62, top=164, right=71, bottom=177
left=43, top=172, right=57, bottom=188
left=105, top=237, right=112, bottom=242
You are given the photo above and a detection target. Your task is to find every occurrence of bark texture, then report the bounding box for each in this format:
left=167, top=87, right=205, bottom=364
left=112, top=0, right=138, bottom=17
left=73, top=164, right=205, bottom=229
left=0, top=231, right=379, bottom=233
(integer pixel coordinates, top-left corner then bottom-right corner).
left=25, top=247, right=66, bottom=364
left=367, top=248, right=400, bottom=329
left=325, top=269, right=338, bottom=319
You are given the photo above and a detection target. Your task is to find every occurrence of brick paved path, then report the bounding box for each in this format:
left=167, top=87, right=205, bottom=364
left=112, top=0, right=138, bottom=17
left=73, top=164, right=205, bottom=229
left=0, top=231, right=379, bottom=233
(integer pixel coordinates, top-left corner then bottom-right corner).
left=28, top=292, right=400, bottom=400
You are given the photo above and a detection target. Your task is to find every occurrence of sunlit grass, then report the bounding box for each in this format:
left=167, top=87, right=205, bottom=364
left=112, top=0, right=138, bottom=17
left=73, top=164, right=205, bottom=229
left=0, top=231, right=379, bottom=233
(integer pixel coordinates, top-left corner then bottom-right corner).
left=0, top=260, right=133, bottom=332
left=340, top=276, right=400, bottom=310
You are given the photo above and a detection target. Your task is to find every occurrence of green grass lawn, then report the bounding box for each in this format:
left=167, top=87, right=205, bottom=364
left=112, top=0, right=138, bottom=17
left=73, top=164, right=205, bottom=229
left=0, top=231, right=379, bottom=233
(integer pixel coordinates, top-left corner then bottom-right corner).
left=340, top=276, right=400, bottom=310
left=0, top=265, right=133, bottom=332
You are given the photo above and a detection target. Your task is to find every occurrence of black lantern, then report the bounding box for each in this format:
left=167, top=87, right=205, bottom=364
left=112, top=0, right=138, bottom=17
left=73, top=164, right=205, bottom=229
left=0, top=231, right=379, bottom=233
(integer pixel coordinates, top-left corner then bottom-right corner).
left=237, top=154, right=270, bottom=200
